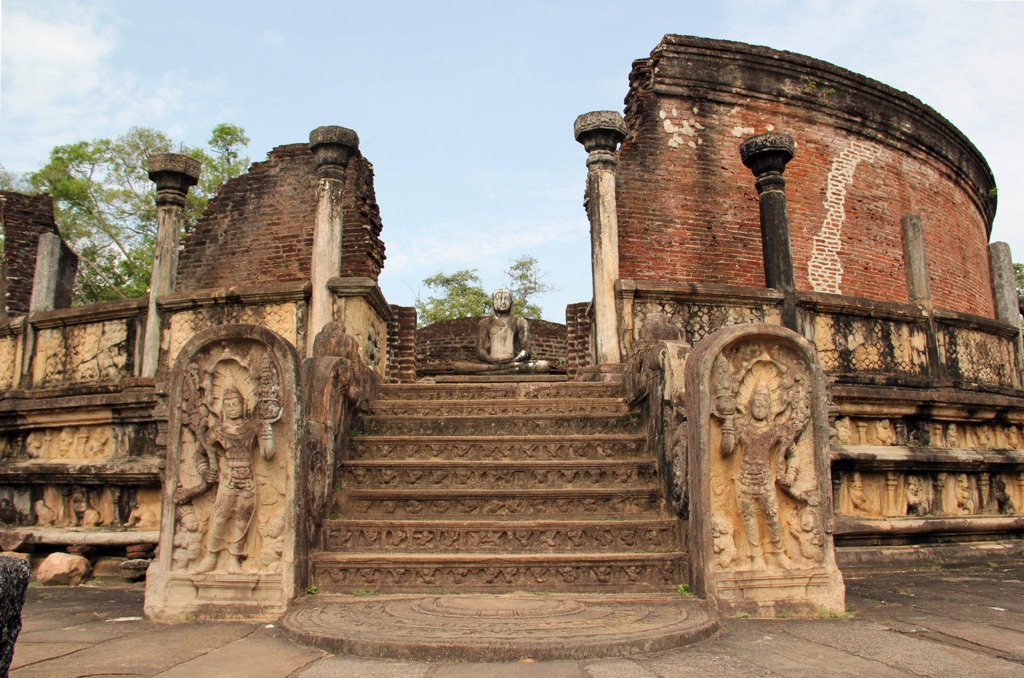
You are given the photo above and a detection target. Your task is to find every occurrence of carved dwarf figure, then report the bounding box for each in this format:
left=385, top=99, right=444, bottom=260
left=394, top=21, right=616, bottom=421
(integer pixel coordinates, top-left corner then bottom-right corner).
left=954, top=474, right=975, bottom=515
left=711, top=513, right=738, bottom=569
left=194, top=385, right=277, bottom=574
left=904, top=475, right=930, bottom=516
left=250, top=511, right=286, bottom=573
left=33, top=498, right=57, bottom=526
left=848, top=472, right=873, bottom=516
left=453, top=289, right=550, bottom=374
left=789, top=505, right=824, bottom=564
left=172, top=506, right=203, bottom=571
left=72, top=490, right=102, bottom=527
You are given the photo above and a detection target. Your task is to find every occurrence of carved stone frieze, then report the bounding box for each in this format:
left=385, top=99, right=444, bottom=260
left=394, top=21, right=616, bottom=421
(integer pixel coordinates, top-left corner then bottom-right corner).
left=146, top=325, right=300, bottom=621
left=165, top=304, right=298, bottom=370
left=936, top=323, right=1017, bottom=387
left=33, top=320, right=130, bottom=387
left=358, top=412, right=641, bottom=437
left=834, top=469, right=1022, bottom=518
left=348, top=436, right=644, bottom=461
left=633, top=300, right=773, bottom=349
left=687, top=324, right=844, bottom=617
left=369, top=400, right=626, bottom=417
left=339, top=462, right=655, bottom=490
left=323, top=521, right=679, bottom=553
left=812, top=314, right=928, bottom=377
left=335, top=490, right=663, bottom=518
left=833, top=417, right=1024, bottom=450
left=311, top=557, right=684, bottom=592
left=0, top=336, right=17, bottom=390
left=22, top=426, right=120, bottom=461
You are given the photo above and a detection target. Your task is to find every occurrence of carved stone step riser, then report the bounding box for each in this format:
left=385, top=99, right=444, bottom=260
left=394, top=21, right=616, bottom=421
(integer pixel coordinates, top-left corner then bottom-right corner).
left=311, top=560, right=686, bottom=594
left=369, top=402, right=628, bottom=417
left=375, top=384, right=623, bottom=401
left=347, top=439, right=647, bottom=462
left=358, top=415, right=642, bottom=437
left=335, top=494, right=664, bottom=518
left=322, top=525, right=681, bottom=553
left=338, top=465, right=658, bottom=490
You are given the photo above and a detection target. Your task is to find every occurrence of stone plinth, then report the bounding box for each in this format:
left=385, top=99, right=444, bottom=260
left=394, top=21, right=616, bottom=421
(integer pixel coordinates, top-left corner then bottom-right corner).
left=685, top=324, right=844, bottom=617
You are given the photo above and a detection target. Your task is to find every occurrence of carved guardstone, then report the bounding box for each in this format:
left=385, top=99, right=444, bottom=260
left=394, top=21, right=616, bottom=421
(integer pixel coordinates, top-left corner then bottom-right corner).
left=686, top=324, right=844, bottom=617
left=145, top=325, right=301, bottom=620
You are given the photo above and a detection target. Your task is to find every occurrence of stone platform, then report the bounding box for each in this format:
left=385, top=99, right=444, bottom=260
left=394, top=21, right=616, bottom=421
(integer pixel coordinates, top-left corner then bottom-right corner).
left=281, top=592, right=717, bottom=662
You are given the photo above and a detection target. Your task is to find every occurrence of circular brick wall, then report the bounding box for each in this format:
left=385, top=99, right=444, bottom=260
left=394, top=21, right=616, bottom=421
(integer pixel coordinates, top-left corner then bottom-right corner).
left=616, top=36, right=997, bottom=317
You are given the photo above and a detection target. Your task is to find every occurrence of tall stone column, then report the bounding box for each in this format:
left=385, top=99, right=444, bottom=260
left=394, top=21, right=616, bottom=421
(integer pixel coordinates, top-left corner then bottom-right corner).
left=740, top=133, right=798, bottom=331
left=307, top=125, right=358, bottom=357
left=575, top=111, right=627, bottom=365
left=989, top=241, right=1023, bottom=383
left=901, top=214, right=932, bottom=302
left=141, top=153, right=201, bottom=377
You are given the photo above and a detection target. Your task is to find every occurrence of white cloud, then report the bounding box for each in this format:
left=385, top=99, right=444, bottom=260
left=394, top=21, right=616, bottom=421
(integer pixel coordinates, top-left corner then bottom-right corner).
left=0, top=1, right=216, bottom=172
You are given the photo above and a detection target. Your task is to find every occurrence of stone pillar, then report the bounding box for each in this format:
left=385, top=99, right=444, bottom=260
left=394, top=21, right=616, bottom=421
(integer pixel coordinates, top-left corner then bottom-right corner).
left=740, top=133, right=798, bottom=331
left=574, top=111, right=626, bottom=365
left=901, top=214, right=931, bottom=302
left=307, top=125, right=359, bottom=357
left=28, top=233, right=73, bottom=313
left=989, top=241, right=1023, bottom=383
left=141, top=153, right=201, bottom=378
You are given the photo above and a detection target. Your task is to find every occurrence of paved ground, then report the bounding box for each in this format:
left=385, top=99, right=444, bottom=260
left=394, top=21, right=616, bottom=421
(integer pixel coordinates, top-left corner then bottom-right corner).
left=10, top=563, right=1024, bottom=677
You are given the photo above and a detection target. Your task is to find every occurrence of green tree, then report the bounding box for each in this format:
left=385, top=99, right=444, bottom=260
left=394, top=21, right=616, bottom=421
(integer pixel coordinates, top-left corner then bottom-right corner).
left=415, top=256, right=558, bottom=327
left=24, top=124, right=250, bottom=305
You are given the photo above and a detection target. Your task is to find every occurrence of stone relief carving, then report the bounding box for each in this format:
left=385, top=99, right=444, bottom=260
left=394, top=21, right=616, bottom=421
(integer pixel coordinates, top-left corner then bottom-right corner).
left=710, top=340, right=820, bottom=571
left=22, top=426, right=119, bottom=460
left=0, top=336, right=17, bottom=390
left=166, top=304, right=298, bottom=370
left=937, top=325, right=1016, bottom=387
left=34, top=321, right=129, bottom=387
left=169, top=343, right=286, bottom=575
left=812, top=314, right=928, bottom=377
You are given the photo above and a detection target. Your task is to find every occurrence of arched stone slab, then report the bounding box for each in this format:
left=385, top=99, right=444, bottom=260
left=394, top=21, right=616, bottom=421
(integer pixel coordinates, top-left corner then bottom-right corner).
left=146, top=324, right=301, bottom=620
left=685, top=324, right=844, bottom=617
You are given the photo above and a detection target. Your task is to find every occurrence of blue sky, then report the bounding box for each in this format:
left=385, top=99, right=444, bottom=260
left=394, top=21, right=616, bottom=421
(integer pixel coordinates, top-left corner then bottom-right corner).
left=2, top=1, right=1022, bottom=320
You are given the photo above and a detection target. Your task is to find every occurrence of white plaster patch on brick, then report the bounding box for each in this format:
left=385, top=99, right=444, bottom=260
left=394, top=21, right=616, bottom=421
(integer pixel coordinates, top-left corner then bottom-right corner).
left=807, top=140, right=882, bottom=294
left=731, top=126, right=756, bottom=138
left=660, top=107, right=699, bottom=148
left=766, top=124, right=775, bottom=131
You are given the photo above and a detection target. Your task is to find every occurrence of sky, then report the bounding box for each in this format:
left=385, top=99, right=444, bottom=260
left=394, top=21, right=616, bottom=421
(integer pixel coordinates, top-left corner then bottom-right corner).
left=1, top=0, right=1022, bottom=320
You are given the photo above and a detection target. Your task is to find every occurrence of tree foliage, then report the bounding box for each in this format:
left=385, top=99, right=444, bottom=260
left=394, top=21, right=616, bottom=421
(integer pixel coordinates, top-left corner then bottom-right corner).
left=415, top=256, right=558, bottom=327
left=8, top=124, right=250, bottom=305
left=1015, top=262, right=1024, bottom=315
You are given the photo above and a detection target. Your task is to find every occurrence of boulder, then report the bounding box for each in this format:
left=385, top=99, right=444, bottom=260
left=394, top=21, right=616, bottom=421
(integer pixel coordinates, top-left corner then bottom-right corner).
left=36, top=552, right=91, bottom=586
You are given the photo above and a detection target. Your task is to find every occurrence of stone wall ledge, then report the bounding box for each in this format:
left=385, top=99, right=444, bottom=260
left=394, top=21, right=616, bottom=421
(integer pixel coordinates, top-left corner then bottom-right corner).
left=0, top=387, right=156, bottom=421
left=0, top=458, right=163, bottom=483
left=831, top=373, right=1022, bottom=398
left=796, top=291, right=928, bottom=323
left=327, top=276, right=393, bottom=322
left=835, top=515, right=1024, bottom=537
left=25, top=297, right=148, bottom=330
left=0, top=526, right=159, bottom=550
left=617, top=279, right=784, bottom=304
left=0, top=316, right=25, bottom=337
left=647, top=35, right=995, bottom=226
left=832, top=384, right=1024, bottom=418
left=932, top=308, right=1020, bottom=338
left=836, top=540, right=1024, bottom=569
left=158, top=282, right=310, bottom=311
left=832, top=445, right=1024, bottom=471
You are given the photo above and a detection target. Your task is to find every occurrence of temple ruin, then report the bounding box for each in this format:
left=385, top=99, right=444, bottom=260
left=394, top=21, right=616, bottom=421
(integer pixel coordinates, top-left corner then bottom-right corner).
left=1, top=35, right=1022, bottom=647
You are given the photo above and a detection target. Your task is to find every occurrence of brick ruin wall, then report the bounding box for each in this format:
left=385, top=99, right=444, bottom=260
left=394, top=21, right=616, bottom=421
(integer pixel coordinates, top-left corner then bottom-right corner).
left=0, top=192, right=76, bottom=317
left=565, top=302, right=592, bottom=378
left=386, top=305, right=417, bottom=383
left=415, top=317, right=567, bottom=376
left=176, top=144, right=385, bottom=291
left=616, top=36, right=998, bottom=318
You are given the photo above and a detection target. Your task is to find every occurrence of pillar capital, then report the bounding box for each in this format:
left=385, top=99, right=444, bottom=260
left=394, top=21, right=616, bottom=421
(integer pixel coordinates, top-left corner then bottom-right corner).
left=309, top=126, right=359, bottom=181
left=147, top=153, right=201, bottom=207
left=574, top=111, right=627, bottom=169
left=740, top=132, right=794, bottom=193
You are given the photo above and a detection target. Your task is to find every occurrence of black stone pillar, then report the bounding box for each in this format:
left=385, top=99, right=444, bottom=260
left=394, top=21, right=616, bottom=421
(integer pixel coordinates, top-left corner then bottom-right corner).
left=740, top=132, right=797, bottom=331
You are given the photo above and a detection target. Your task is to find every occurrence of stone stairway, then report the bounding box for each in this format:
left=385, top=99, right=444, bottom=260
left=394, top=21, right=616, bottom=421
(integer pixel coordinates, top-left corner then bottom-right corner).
left=308, top=378, right=687, bottom=594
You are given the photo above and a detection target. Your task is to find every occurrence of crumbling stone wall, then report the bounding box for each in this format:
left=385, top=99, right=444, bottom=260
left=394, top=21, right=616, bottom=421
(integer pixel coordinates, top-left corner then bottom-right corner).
left=415, top=317, right=566, bottom=376
left=176, top=144, right=385, bottom=291
left=386, top=305, right=417, bottom=383
left=565, top=302, right=592, bottom=378
left=616, top=36, right=997, bottom=318
left=0, top=192, right=76, bottom=317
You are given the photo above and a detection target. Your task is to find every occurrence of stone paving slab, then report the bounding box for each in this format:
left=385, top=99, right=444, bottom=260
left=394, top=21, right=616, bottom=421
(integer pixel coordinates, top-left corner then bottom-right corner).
left=10, top=564, right=1024, bottom=677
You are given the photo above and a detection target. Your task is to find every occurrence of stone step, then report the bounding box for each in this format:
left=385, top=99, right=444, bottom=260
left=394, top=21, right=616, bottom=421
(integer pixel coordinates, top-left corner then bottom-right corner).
left=376, top=381, right=622, bottom=401
left=369, top=398, right=628, bottom=417
left=309, top=552, right=688, bottom=593
left=347, top=434, right=647, bottom=462
left=321, top=518, right=681, bottom=553
left=356, top=412, right=641, bottom=437
left=334, top=488, right=664, bottom=519
left=339, top=460, right=658, bottom=490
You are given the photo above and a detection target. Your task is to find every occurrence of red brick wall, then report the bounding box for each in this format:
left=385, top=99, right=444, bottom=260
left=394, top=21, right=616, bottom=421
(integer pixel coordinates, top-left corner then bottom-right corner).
left=386, top=305, right=417, bottom=383
left=416, top=316, right=567, bottom=376
left=617, top=36, right=997, bottom=317
left=565, top=302, right=592, bottom=378
left=176, top=143, right=385, bottom=291
left=0, top=191, right=76, bottom=316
